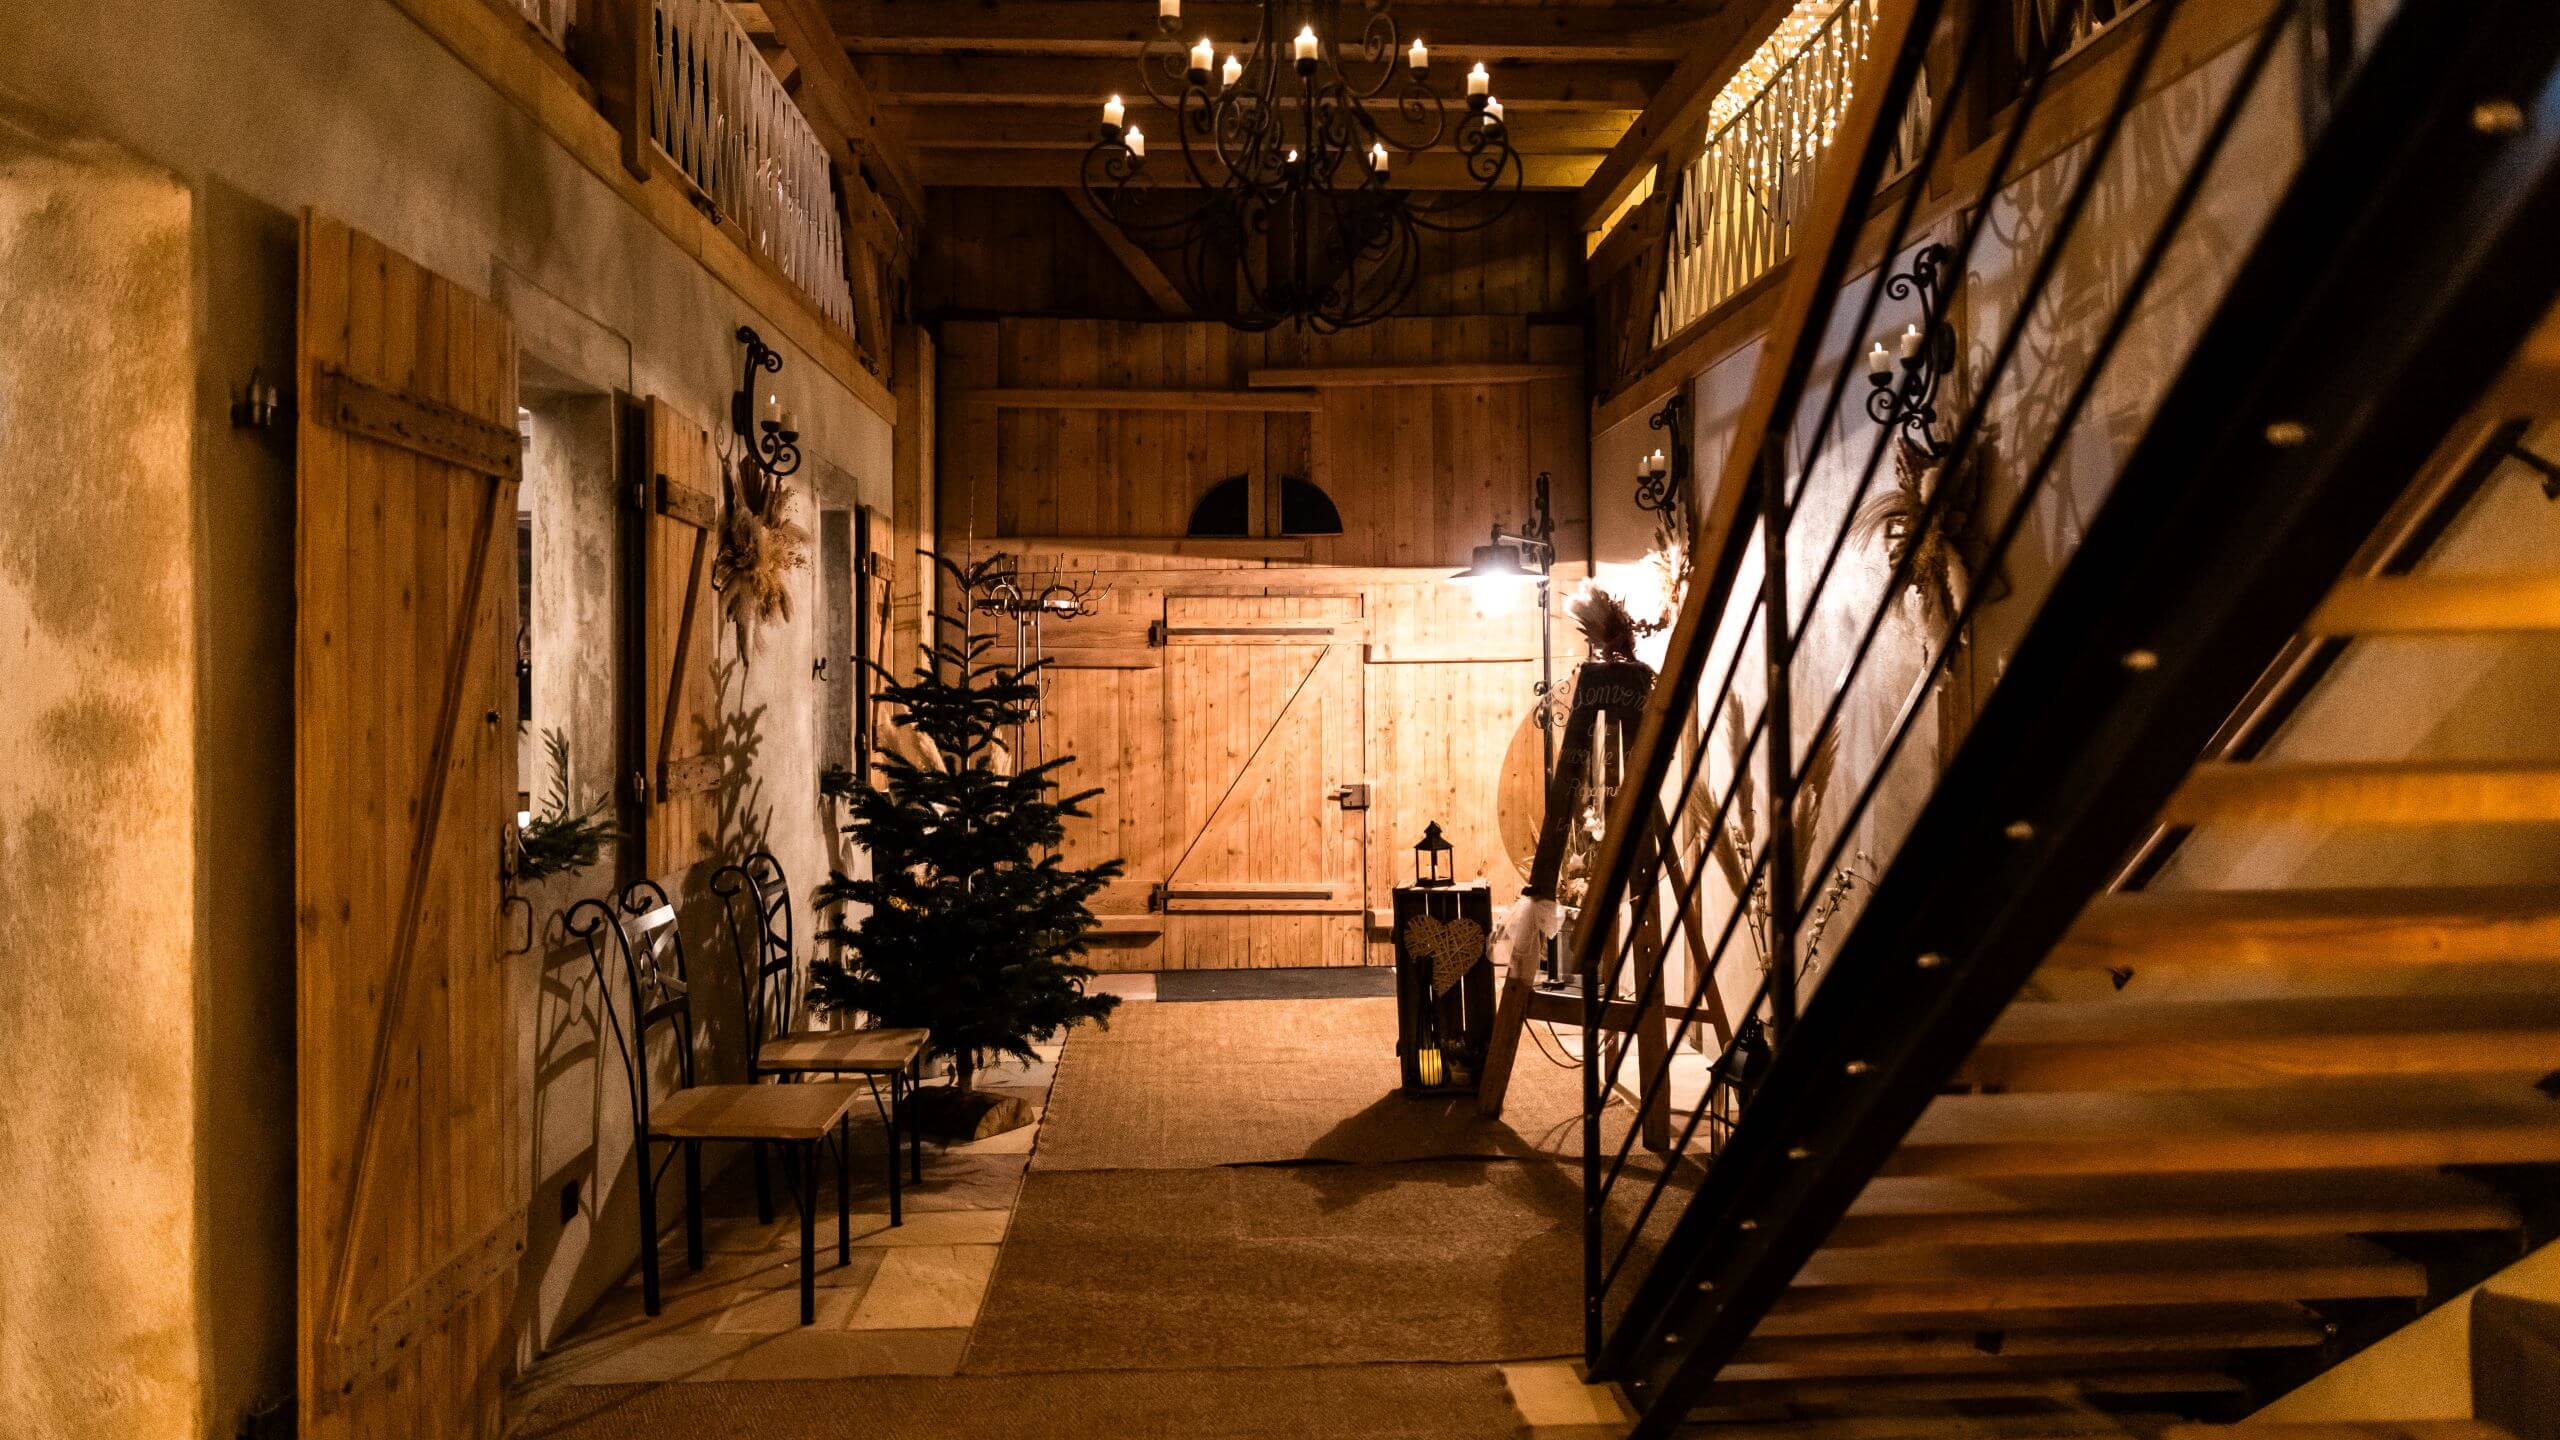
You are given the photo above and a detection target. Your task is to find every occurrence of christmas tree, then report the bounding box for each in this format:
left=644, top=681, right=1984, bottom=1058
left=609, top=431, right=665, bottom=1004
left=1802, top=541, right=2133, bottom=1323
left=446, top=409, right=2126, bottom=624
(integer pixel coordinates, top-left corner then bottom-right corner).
left=809, top=555, right=1121, bottom=1102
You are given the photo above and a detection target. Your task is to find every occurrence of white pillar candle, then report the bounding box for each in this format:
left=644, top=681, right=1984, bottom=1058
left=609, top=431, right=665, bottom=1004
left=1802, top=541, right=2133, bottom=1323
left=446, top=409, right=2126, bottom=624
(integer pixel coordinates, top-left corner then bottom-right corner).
left=1222, top=53, right=1242, bottom=88
left=1159, top=0, right=1179, bottom=20
left=1370, top=141, right=1390, bottom=174
left=1294, top=24, right=1319, bottom=62
left=1867, top=341, right=1893, bottom=378
left=1124, top=125, right=1146, bottom=158
left=1467, top=62, right=1489, bottom=96
left=782, top=409, right=799, bottom=434
left=1103, top=94, right=1125, bottom=129
left=1898, top=322, right=1924, bottom=359
left=1483, top=96, right=1503, bottom=124
left=1408, top=38, right=1428, bottom=70
left=1190, top=36, right=1214, bottom=74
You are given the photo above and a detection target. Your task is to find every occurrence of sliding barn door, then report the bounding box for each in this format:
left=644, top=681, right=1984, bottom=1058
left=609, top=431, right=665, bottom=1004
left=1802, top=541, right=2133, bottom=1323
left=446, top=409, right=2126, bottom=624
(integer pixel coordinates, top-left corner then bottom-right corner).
left=634, top=398, right=724, bottom=880
left=1162, top=595, right=1368, bottom=968
left=296, top=212, right=524, bottom=1440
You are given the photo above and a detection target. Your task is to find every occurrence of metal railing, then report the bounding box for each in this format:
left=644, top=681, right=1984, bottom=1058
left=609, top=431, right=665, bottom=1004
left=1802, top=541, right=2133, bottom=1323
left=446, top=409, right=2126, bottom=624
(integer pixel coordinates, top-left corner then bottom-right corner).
left=1655, top=0, right=1934, bottom=344
left=1573, top=0, right=2372, bottom=1426
left=650, top=0, right=859, bottom=335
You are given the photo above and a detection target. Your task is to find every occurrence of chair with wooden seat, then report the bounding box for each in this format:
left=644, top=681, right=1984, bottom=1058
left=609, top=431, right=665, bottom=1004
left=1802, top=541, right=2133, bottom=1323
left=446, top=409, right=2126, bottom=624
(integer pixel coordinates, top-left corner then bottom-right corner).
left=569, top=880, right=864, bottom=1325
left=713, top=850, right=929, bottom=1225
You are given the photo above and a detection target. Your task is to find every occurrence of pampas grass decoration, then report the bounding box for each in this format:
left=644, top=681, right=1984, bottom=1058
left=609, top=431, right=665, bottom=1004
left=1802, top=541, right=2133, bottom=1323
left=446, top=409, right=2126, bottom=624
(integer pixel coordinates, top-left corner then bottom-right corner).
left=714, top=464, right=811, bottom=653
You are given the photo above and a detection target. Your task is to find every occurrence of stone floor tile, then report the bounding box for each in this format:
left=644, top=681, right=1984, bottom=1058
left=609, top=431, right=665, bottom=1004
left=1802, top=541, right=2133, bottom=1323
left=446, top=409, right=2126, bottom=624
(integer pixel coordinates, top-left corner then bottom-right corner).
left=845, top=1245, right=1001, bottom=1331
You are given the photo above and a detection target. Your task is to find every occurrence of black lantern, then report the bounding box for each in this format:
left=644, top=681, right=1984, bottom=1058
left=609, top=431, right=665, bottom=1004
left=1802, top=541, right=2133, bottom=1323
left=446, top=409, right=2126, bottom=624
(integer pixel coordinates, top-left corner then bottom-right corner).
left=1412, top=821, right=1454, bottom=888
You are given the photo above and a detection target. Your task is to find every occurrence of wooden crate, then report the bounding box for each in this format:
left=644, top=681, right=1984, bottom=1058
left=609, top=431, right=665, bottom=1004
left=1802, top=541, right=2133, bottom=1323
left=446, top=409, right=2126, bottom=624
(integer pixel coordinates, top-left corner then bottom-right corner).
left=1392, top=882, right=1497, bottom=1094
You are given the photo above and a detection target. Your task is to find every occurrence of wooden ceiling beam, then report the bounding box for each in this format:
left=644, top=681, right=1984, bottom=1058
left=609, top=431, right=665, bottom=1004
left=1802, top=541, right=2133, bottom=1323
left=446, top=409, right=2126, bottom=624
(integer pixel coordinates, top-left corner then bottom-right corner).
left=917, top=147, right=1603, bottom=188
left=824, top=1, right=1719, bottom=62
left=1577, top=0, right=1798, bottom=229
left=863, top=54, right=1671, bottom=110
left=1062, top=187, right=1194, bottom=316
left=890, top=105, right=1640, bottom=152
left=755, top=0, right=928, bottom=224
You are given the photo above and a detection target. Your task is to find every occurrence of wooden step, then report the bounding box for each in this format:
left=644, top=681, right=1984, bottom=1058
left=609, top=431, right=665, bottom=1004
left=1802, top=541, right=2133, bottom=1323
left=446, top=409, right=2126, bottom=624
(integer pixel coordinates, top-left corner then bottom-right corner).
left=2048, top=888, right=2560, bottom=972
left=1886, top=1082, right=2560, bottom=1180
left=2310, top=573, right=2560, bottom=635
left=1703, top=1370, right=2251, bottom=1407
left=1824, top=1196, right=2517, bottom=1248
left=2164, top=1425, right=2519, bottom=1440
left=1751, top=1300, right=2323, bottom=1341
left=1776, top=1239, right=2427, bottom=1318
left=1728, top=1318, right=2322, bottom=1381
left=2165, top=762, right=2560, bottom=827
left=1959, top=1027, right=2560, bottom=1092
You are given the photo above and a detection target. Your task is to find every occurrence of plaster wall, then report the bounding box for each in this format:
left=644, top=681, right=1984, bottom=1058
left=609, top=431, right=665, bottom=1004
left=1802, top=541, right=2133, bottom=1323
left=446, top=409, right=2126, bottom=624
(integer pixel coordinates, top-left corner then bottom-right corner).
left=0, top=0, right=893, bottom=1432
left=0, top=120, right=204, bottom=1440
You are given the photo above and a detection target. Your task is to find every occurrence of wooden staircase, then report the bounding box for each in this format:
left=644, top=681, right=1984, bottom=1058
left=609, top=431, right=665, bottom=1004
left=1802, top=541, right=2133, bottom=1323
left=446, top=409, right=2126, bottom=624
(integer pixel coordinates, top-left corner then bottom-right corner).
left=1663, top=416, right=2560, bottom=1419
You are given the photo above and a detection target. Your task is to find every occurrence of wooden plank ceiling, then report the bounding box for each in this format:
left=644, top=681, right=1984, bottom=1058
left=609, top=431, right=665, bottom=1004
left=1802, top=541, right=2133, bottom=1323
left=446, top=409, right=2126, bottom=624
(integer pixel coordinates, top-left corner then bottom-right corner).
left=728, top=0, right=1763, bottom=191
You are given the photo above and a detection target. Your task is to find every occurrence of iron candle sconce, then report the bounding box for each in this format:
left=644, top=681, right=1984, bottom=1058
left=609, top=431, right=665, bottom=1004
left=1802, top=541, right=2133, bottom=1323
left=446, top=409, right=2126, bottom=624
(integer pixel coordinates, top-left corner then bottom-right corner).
left=1864, top=242, right=1956, bottom=460
left=1637, top=391, right=1687, bottom=515
left=730, top=325, right=802, bottom=496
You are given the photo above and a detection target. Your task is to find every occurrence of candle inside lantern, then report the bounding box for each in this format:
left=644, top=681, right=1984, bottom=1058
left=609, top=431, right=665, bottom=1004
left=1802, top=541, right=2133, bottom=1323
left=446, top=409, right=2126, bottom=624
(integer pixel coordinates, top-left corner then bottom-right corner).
left=1467, top=62, right=1489, bottom=96
left=1294, top=24, right=1318, bottom=62
left=1102, top=93, right=1125, bottom=130
left=1899, top=322, right=1924, bottom=359
left=1867, top=341, right=1893, bottom=378
left=1408, top=37, right=1428, bottom=70
left=1124, top=125, right=1146, bottom=158
left=1189, top=36, right=1213, bottom=75
left=1370, top=141, right=1390, bottom=174
left=1221, top=53, right=1242, bottom=88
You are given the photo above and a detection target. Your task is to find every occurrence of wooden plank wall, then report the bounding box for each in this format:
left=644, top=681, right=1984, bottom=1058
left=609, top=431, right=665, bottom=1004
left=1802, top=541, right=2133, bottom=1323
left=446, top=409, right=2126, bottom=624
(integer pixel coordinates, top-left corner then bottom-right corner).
left=937, top=314, right=1590, bottom=970
left=920, top=191, right=1589, bottom=321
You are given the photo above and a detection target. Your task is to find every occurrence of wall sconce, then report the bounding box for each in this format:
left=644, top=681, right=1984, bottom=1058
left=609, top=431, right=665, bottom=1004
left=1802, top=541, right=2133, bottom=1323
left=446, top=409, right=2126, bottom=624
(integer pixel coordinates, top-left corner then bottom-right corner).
left=231, top=365, right=290, bottom=431
left=1451, top=470, right=1555, bottom=621
left=729, top=326, right=801, bottom=505
left=1638, top=392, right=1686, bottom=515
left=1864, top=242, right=1956, bottom=459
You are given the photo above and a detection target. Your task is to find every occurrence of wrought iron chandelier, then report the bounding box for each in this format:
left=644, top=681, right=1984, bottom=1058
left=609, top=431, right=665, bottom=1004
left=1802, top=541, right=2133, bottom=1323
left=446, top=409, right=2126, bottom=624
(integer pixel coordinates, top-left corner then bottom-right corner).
left=1083, top=0, right=1522, bottom=332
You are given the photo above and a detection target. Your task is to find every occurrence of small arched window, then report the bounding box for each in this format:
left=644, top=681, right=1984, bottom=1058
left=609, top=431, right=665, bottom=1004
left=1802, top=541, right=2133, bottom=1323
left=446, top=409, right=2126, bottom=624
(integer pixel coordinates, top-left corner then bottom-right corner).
left=1185, top=473, right=1344, bottom=538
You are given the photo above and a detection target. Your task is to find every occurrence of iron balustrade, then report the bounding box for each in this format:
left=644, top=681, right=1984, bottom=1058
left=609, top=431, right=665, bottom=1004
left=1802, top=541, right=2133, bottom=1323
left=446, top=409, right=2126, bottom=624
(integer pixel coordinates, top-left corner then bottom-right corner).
left=649, top=0, right=860, bottom=336
left=1567, top=0, right=2426, bottom=1428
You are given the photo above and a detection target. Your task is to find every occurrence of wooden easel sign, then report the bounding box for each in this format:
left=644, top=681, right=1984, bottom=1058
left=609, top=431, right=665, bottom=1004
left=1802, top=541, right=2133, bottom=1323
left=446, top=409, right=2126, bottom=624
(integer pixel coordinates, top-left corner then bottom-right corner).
left=1475, top=660, right=1654, bottom=1116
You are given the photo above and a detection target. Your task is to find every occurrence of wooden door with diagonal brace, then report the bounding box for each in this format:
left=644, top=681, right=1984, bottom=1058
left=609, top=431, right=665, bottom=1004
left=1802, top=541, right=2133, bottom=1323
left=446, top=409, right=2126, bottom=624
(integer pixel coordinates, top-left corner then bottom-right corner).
left=295, top=211, right=524, bottom=1439
left=1161, top=595, right=1368, bottom=968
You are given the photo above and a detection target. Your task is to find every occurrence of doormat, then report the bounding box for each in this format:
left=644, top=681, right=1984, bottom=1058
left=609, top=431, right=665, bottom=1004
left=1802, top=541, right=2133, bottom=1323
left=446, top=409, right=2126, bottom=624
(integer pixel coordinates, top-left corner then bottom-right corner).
left=1153, top=967, right=1399, bottom=1002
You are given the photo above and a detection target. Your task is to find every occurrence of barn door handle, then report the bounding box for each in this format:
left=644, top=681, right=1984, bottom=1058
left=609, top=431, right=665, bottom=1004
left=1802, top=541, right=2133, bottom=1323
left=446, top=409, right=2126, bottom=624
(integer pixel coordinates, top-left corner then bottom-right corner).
left=1334, top=783, right=1370, bottom=810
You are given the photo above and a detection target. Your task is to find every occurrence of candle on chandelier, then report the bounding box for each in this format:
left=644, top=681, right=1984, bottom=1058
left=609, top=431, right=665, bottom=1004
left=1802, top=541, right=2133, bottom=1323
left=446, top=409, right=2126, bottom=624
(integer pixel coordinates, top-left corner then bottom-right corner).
left=1467, top=62, right=1489, bottom=96
left=1898, top=322, right=1924, bottom=360
left=1867, top=341, right=1893, bottom=379
left=1102, top=94, right=1125, bottom=130
left=1294, top=24, right=1319, bottom=63
left=1124, top=125, right=1146, bottom=158
left=1190, top=36, right=1214, bottom=76
left=1222, top=53, right=1243, bottom=88
left=1370, top=141, right=1390, bottom=174
left=1408, top=37, right=1428, bottom=70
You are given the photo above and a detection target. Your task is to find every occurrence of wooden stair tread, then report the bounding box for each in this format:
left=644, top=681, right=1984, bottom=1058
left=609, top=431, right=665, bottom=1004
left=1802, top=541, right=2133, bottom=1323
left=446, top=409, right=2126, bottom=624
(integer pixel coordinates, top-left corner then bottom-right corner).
left=1984, top=991, right=2560, bottom=1043
left=1792, top=1236, right=2412, bottom=1287
left=1749, top=1300, right=2324, bottom=1340
left=2049, top=886, right=2560, bottom=971
left=2164, top=1426, right=2517, bottom=1440
left=2310, top=572, right=2560, bottom=635
left=2165, top=762, right=2560, bottom=827
left=647, top=1082, right=862, bottom=1141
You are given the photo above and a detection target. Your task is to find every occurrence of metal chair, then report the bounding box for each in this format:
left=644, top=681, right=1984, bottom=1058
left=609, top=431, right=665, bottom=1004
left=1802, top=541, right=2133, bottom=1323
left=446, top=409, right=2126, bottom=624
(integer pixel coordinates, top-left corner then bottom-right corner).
left=713, top=850, right=929, bottom=1226
left=569, top=879, right=861, bottom=1325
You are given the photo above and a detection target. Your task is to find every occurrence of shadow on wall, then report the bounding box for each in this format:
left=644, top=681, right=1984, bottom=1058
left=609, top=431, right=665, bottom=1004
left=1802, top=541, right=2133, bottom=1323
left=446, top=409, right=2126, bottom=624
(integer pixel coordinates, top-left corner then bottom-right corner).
left=516, top=653, right=773, bottom=1354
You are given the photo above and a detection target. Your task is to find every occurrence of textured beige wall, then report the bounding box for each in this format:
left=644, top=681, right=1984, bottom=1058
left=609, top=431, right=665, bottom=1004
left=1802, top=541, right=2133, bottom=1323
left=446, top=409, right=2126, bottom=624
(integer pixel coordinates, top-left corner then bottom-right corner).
left=0, top=0, right=894, bottom=1432
left=0, top=119, right=204, bottom=1440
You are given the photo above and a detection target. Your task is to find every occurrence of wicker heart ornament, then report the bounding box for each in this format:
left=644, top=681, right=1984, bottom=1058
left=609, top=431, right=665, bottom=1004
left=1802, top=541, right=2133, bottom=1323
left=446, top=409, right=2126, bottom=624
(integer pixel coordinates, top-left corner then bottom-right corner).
left=1405, top=913, right=1487, bottom=995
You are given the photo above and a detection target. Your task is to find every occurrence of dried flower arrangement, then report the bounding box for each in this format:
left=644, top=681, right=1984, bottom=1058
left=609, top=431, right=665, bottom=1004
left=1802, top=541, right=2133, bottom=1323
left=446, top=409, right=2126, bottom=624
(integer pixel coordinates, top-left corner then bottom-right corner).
left=1848, top=432, right=2003, bottom=642
left=1683, top=693, right=1872, bottom=983
left=712, top=456, right=812, bottom=655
